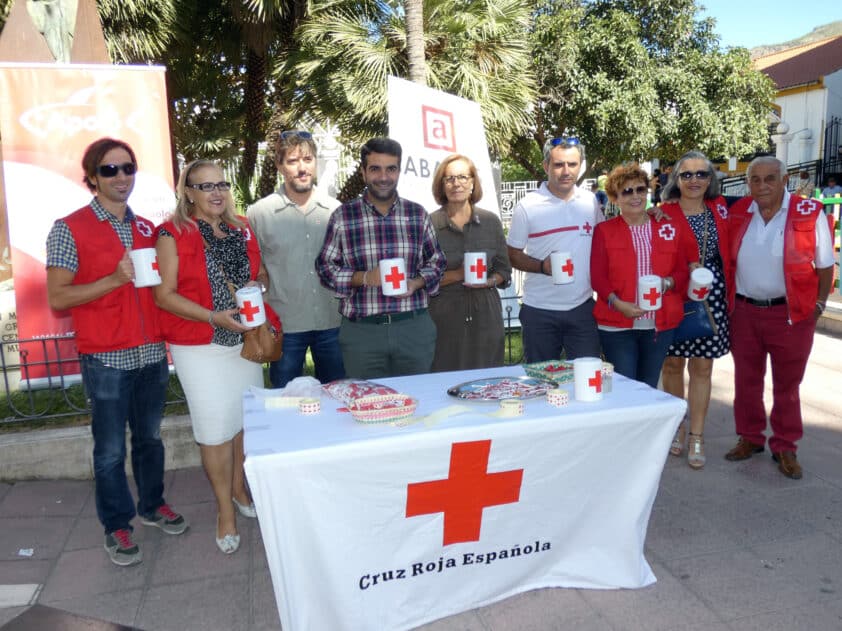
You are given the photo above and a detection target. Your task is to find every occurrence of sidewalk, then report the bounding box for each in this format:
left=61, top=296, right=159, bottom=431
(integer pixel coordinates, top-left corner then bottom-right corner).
left=1, top=331, right=841, bottom=631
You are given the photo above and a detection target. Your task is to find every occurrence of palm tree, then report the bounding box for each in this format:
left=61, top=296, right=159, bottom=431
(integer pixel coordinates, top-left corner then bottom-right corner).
left=405, top=0, right=425, bottom=84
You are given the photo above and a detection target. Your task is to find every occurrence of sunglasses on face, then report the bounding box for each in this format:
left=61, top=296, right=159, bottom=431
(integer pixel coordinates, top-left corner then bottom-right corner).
left=97, top=163, right=137, bottom=178
left=187, top=181, right=232, bottom=192
left=444, top=174, right=473, bottom=185
left=620, top=185, right=649, bottom=197
left=548, top=136, right=581, bottom=147
left=678, top=170, right=711, bottom=181
left=280, top=130, right=312, bottom=140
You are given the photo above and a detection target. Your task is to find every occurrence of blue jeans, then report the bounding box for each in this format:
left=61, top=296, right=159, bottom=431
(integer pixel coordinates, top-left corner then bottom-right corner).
left=599, top=328, right=675, bottom=389
left=520, top=300, right=602, bottom=362
left=269, top=328, right=345, bottom=388
left=81, top=355, right=168, bottom=534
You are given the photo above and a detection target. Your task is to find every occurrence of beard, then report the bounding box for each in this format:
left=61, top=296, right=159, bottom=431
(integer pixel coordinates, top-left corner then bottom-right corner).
left=287, top=177, right=313, bottom=194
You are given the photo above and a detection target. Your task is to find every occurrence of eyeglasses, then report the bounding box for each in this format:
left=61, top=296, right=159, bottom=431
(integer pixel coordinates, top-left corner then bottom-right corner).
left=620, top=185, right=649, bottom=197
left=678, top=170, right=711, bottom=181
left=187, top=181, right=232, bottom=192
left=97, top=163, right=137, bottom=178
left=280, top=130, right=312, bottom=140
left=444, top=174, right=473, bottom=185
left=548, top=136, right=581, bottom=147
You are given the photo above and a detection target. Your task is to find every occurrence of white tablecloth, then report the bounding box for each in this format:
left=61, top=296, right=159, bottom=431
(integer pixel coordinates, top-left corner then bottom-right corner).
left=244, top=366, right=685, bottom=631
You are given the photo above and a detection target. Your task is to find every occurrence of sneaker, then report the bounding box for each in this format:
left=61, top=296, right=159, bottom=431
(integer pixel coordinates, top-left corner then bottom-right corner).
left=104, top=529, right=142, bottom=566
left=141, top=504, right=188, bottom=535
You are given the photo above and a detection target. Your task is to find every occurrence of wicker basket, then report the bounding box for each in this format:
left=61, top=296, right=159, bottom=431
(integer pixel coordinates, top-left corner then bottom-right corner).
left=522, top=360, right=576, bottom=384
left=348, top=394, right=418, bottom=424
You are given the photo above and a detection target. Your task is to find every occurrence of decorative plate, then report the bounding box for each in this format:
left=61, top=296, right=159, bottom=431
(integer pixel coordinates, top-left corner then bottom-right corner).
left=447, top=376, right=557, bottom=401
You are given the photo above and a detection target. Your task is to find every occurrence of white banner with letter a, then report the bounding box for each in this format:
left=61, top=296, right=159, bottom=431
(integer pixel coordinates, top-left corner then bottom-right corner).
left=387, top=76, right=499, bottom=216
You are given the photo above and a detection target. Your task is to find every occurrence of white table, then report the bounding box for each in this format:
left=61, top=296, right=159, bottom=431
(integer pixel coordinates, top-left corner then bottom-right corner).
left=244, top=366, right=685, bottom=631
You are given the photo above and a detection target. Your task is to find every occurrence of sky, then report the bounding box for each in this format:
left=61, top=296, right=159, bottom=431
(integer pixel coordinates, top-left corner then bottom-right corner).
left=698, top=0, right=842, bottom=49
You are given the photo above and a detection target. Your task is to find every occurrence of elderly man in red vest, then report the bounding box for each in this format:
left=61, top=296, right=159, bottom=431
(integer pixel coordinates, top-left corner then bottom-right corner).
left=46, top=138, right=187, bottom=566
left=724, top=156, right=834, bottom=479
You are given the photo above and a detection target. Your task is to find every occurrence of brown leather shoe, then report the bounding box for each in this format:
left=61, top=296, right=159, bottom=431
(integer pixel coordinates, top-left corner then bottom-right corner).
left=724, top=437, right=765, bottom=461
left=772, top=451, right=803, bottom=480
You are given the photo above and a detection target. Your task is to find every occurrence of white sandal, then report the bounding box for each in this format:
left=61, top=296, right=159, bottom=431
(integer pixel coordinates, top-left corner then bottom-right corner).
left=687, top=433, right=706, bottom=469
left=215, top=516, right=240, bottom=554
left=670, top=420, right=686, bottom=457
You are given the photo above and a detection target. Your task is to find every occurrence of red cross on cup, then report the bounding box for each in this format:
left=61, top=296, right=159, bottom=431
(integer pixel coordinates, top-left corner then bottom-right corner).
left=638, top=274, right=662, bottom=311
left=588, top=370, right=602, bottom=393
left=239, top=300, right=261, bottom=322
left=406, top=440, right=523, bottom=545
left=464, top=252, right=487, bottom=284
left=550, top=251, right=574, bottom=285
left=379, top=258, right=408, bottom=296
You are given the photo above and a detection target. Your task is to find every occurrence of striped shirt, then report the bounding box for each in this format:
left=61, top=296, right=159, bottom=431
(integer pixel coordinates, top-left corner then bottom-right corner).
left=45, top=198, right=166, bottom=370
left=315, top=193, right=446, bottom=320
left=629, top=221, right=655, bottom=325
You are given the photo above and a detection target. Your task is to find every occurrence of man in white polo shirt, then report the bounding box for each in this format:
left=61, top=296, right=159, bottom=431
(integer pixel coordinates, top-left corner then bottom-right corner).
left=724, top=156, right=834, bottom=480
left=507, top=137, right=604, bottom=362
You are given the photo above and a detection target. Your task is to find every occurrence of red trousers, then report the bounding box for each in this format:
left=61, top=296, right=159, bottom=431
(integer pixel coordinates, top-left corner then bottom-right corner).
left=730, top=300, right=816, bottom=453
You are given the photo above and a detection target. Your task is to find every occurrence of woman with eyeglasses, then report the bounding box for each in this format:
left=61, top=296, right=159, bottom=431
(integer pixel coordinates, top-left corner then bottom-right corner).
left=590, top=163, right=697, bottom=388
left=428, top=154, right=511, bottom=371
left=154, top=159, right=278, bottom=554
left=659, top=151, right=732, bottom=470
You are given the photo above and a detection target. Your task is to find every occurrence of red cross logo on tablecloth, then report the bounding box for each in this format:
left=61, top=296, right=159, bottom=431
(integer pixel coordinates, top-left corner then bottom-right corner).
left=470, top=258, right=487, bottom=279
left=561, top=258, right=574, bottom=277
left=385, top=266, right=405, bottom=289
left=796, top=199, right=817, bottom=216
left=588, top=370, right=602, bottom=393
left=658, top=224, right=676, bottom=241
left=692, top=286, right=709, bottom=299
left=406, top=440, right=523, bottom=546
left=642, top=286, right=661, bottom=307
left=151, top=259, right=159, bottom=273
left=582, top=222, right=593, bottom=235
left=239, top=301, right=260, bottom=322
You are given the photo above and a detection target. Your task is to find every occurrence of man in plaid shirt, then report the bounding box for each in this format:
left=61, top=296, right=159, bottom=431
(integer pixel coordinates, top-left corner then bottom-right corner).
left=46, top=138, right=187, bottom=567
left=316, top=137, right=446, bottom=378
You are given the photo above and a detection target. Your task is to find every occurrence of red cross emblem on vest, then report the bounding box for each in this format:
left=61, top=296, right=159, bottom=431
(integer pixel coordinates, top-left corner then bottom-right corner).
left=470, top=258, right=487, bottom=279
left=582, top=222, right=593, bottom=235
left=716, top=203, right=728, bottom=219
left=692, top=286, right=709, bottom=299
left=561, top=258, right=574, bottom=277
left=239, top=301, right=261, bottom=322
left=406, top=440, right=523, bottom=545
left=243, top=228, right=253, bottom=241
left=135, top=220, right=152, bottom=237
left=385, top=266, right=405, bottom=289
left=796, top=199, right=816, bottom=216
left=658, top=224, right=676, bottom=241
left=588, top=370, right=602, bottom=393
left=642, top=286, right=661, bottom=306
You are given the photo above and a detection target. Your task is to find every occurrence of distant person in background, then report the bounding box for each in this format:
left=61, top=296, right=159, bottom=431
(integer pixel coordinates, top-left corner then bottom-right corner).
left=821, top=176, right=842, bottom=220
left=794, top=170, right=814, bottom=198
left=650, top=169, right=662, bottom=204
left=591, top=180, right=608, bottom=212
left=428, top=154, right=511, bottom=371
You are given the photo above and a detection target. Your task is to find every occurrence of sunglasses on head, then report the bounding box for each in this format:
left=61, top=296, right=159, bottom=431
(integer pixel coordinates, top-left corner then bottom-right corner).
left=97, top=163, right=137, bottom=178
left=187, top=181, right=232, bottom=192
left=620, top=185, right=649, bottom=197
left=548, top=136, right=581, bottom=148
left=280, top=130, right=312, bottom=140
left=678, top=170, right=711, bottom=181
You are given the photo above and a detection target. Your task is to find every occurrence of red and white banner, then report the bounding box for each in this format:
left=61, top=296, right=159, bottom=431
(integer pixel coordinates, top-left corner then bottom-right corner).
left=0, top=63, right=174, bottom=381
left=387, top=76, right=500, bottom=216
left=244, top=366, right=684, bottom=631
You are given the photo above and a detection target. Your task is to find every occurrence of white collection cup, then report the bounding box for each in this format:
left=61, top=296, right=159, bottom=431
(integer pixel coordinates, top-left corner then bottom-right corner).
left=235, top=286, right=266, bottom=328
left=573, top=357, right=604, bottom=402
left=129, top=248, right=161, bottom=288
left=550, top=251, right=574, bottom=285
left=463, top=252, right=487, bottom=285
left=379, top=258, right=408, bottom=296
left=637, top=275, right=663, bottom=311
left=688, top=267, right=714, bottom=301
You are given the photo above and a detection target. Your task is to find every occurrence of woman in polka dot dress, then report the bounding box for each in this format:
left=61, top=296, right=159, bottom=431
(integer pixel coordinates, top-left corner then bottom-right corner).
left=660, top=151, right=733, bottom=470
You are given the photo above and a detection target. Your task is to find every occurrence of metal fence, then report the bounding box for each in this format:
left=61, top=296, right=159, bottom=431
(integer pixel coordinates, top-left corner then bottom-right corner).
left=0, top=334, right=185, bottom=425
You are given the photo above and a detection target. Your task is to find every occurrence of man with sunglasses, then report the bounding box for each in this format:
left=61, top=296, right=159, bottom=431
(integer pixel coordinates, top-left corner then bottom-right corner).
left=506, top=137, right=604, bottom=362
left=247, top=130, right=345, bottom=387
left=45, top=137, right=187, bottom=567
left=724, top=156, right=834, bottom=479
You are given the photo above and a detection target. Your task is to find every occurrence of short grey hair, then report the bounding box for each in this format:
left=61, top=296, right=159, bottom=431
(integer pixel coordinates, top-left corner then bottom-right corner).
left=542, top=138, right=586, bottom=163
left=746, top=156, right=786, bottom=180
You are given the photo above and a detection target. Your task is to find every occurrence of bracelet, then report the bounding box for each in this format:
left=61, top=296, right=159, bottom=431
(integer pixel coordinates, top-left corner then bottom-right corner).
left=362, top=270, right=369, bottom=287
left=816, top=301, right=826, bottom=314
left=537, top=258, right=550, bottom=276
left=208, top=311, right=215, bottom=326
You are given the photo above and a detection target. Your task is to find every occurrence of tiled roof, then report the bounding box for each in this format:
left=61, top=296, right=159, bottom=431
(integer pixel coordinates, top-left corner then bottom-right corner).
left=754, top=35, right=842, bottom=89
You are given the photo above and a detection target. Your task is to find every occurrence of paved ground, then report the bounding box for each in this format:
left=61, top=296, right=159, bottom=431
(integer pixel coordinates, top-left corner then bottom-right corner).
left=1, top=331, right=841, bottom=631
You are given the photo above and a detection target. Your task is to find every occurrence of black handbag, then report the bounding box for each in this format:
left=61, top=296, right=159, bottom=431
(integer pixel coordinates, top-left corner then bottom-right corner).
left=672, top=210, right=718, bottom=344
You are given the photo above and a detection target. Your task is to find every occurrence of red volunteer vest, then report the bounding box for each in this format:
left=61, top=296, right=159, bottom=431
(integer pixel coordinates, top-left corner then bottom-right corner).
left=157, top=218, right=277, bottom=345
left=63, top=205, right=162, bottom=354
left=728, top=195, right=821, bottom=324
left=660, top=196, right=734, bottom=310
left=592, top=216, right=694, bottom=330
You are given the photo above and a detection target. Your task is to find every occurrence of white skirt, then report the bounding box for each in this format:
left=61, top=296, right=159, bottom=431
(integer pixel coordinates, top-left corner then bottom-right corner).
left=170, top=343, right=264, bottom=445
